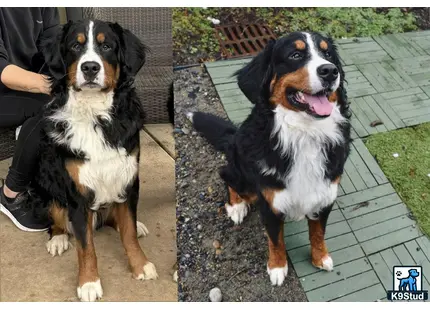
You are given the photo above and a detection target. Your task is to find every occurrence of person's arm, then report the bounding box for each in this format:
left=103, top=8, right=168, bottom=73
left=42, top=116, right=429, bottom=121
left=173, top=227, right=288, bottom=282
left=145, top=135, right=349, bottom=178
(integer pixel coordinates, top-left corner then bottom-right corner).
left=0, top=9, right=54, bottom=94
left=0, top=64, right=51, bottom=94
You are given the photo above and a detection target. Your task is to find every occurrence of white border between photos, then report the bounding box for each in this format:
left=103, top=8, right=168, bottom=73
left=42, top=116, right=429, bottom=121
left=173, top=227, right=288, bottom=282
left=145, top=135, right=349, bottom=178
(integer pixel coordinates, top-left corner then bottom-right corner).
left=1, top=2, right=430, bottom=307
left=3, top=1, right=430, bottom=7
left=0, top=301, right=429, bottom=307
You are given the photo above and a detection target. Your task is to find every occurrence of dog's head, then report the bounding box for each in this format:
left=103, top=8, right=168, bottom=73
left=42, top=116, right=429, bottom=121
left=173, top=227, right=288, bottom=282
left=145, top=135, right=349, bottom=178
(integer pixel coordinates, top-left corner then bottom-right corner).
left=409, top=269, right=419, bottom=277
left=43, top=19, right=147, bottom=92
left=236, top=32, right=347, bottom=119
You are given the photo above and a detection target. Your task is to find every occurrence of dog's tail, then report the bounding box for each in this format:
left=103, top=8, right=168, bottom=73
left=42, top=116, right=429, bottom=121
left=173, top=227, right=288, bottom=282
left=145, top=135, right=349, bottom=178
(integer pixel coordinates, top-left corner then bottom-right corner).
left=187, top=112, right=237, bottom=153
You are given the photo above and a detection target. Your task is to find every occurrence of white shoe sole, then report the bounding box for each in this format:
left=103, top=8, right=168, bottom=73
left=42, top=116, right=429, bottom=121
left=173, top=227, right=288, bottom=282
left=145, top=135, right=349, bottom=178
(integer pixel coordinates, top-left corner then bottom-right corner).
left=0, top=202, right=49, bottom=232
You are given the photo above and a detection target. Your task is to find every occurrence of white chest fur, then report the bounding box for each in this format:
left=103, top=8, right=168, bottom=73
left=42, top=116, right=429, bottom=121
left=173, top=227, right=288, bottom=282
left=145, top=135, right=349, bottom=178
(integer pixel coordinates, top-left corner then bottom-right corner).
left=265, top=105, right=346, bottom=220
left=49, top=90, right=139, bottom=209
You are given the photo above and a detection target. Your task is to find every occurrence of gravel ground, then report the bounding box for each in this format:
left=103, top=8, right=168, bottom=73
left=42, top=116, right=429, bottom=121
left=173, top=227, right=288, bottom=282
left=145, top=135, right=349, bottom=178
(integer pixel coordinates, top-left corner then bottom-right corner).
left=174, top=68, right=308, bottom=302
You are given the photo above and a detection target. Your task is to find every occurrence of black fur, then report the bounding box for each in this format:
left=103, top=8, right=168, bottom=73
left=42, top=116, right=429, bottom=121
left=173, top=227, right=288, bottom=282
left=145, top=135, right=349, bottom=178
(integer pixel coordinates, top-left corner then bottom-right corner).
left=192, top=32, right=351, bottom=246
left=28, top=20, right=147, bottom=248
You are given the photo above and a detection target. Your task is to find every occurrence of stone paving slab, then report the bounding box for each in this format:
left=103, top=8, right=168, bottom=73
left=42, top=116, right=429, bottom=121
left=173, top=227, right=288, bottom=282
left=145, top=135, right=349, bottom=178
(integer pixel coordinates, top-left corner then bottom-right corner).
left=204, top=30, right=430, bottom=302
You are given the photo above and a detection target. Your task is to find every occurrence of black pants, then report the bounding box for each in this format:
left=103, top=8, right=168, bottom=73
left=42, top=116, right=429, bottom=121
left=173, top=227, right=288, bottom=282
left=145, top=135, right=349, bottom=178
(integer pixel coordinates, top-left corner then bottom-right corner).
left=0, top=90, right=50, bottom=192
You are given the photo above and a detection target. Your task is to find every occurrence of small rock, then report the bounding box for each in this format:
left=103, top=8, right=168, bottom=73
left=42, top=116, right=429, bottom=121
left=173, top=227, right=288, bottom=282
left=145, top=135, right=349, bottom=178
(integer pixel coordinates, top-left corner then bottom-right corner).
left=208, top=186, right=213, bottom=194
left=213, top=240, right=221, bottom=249
left=393, top=153, right=399, bottom=158
left=215, top=249, right=222, bottom=255
left=181, top=127, right=190, bottom=135
left=197, top=224, right=202, bottom=230
left=209, top=287, right=222, bottom=302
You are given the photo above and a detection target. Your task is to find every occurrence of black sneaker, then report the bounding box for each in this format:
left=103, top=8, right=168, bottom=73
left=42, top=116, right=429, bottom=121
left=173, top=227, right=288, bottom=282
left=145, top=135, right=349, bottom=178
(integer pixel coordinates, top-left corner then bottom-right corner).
left=0, top=180, right=49, bottom=232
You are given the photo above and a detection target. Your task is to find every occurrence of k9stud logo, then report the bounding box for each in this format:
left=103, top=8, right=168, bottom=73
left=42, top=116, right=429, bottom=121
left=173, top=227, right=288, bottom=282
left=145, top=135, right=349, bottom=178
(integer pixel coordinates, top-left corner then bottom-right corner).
left=387, top=266, right=428, bottom=301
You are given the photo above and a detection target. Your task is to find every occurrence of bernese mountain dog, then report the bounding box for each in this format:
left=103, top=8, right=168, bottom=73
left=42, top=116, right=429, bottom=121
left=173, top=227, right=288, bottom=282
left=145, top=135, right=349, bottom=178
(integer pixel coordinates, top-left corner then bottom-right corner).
left=189, top=32, right=351, bottom=286
left=28, top=19, right=158, bottom=301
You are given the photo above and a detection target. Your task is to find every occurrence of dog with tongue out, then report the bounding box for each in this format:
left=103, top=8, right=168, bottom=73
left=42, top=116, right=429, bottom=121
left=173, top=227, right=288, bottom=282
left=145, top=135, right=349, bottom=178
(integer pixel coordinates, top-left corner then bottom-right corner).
left=189, top=31, right=351, bottom=287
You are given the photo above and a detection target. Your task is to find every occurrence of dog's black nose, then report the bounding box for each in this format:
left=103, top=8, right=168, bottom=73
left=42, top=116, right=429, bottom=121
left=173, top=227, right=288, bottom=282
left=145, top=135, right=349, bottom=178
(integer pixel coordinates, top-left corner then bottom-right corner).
left=317, top=64, right=339, bottom=82
left=81, top=61, right=101, bottom=79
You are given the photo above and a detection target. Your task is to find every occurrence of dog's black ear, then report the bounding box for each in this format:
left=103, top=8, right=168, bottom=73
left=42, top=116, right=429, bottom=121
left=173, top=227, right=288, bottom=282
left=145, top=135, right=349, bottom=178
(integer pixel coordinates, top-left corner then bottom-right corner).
left=327, top=37, right=350, bottom=118
left=109, top=22, right=148, bottom=85
left=41, top=21, right=72, bottom=81
left=234, top=40, right=276, bottom=105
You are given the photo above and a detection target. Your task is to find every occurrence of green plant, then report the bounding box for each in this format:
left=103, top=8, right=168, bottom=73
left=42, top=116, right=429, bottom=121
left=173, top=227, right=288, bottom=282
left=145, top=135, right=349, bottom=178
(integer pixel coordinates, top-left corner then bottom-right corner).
left=173, top=7, right=418, bottom=64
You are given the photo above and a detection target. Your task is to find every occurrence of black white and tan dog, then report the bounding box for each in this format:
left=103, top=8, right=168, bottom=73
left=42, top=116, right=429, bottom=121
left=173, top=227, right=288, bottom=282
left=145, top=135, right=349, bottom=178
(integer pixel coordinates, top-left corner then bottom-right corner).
left=28, top=19, right=158, bottom=301
left=189, top=32, right=351, bottom=286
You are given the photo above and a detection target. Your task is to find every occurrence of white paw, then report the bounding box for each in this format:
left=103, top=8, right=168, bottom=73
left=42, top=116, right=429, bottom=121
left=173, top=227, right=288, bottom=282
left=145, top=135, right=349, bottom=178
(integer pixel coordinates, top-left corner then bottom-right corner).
left=46, top=234, right=70, bottom=256
left=135, top=262, right=158, bottom=280
left=173, top=270, right=178, bottom=282
left=77, top=279, right=103, bottom=302
left=136, top=221, right=149, bottom=238
left=225, top=202, right=249, bottom=225
left=267, top=264, right=288, bottom=286
left=186, top=112, right=194, bottom=123
left=320, top=255, right=334, bottom=271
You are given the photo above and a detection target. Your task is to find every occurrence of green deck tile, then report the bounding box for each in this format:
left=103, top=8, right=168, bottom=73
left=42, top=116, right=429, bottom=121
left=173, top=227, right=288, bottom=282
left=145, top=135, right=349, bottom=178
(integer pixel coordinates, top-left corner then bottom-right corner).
left=333, top=283, right=386, bottom=302
left=402, top=31, right=430, bottom=55
left=369, top=94, right=406, bottom=128
left=348, top=86, right=378, bottom=98
left=369, top=253, right=392, bottom=290
left=361, top=225, right=423, bottom=255
left=347, top=203, right=409, bottom=232
left=306, top=270, right=380, bottom=302
left=341, top=193, right=402, bottom=219
left=354, top=213, right=415, bottom=242
left=340, top=163, right=360, bottom=194
left=349, top=145, right=378, bottom=188
left=350, top=111, right=370, bottom=137
left=380, top=87, right=424, bottom=100
left=416, top=236, right=430, bottom=261
left=338, top=185, right=345, bottom=196
left=301, top=258, right=372, bottom=292
left=343, top=65, right=359, bottom=72
left=205, top=58, right=250, bottom=69
left=288, top=232, right=358, bottom=264
left=380, top=248, right=401, bottom=270
left=358, top=63, right=401, bottom=93
left=337, top=183, right=395, bottom=209
left=362, top=95, right=397, bottom=131
left=404, top=240, right=430, bottom=284
left=373, top=33, right=426, bottom=59
left=284, top=210, right=345, bottom=237
left=421, top=86, right=430, bottom=97
left=352, top=139, right=388, bottom=184
left=393, top=244, right=430, bottom=291
left=294, top=244, right=365, bottom=278
left=351, top=98, right=379, bottom=135
left=286, top=221, right=351, bottom=250
left=403, top=113, right=430, bottom=126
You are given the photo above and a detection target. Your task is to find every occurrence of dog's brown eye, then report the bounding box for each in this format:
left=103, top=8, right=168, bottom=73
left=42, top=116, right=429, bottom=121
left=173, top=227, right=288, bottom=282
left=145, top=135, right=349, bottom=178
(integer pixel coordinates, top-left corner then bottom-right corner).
left=289, top=52, right=302, bottom=60
left=102, top=44, right=111, bottom=51
left=72, top=43, right=81, bottom=51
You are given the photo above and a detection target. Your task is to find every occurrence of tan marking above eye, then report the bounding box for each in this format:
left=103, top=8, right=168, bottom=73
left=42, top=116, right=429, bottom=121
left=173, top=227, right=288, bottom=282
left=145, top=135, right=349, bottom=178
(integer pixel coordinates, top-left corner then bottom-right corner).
left=294, top=40, right=306, bottom=50
left=320, top=40, right=328, bottom=50
left=96, top=33, right=105, bottom=44
left=77, top=33, right=86, bottom=44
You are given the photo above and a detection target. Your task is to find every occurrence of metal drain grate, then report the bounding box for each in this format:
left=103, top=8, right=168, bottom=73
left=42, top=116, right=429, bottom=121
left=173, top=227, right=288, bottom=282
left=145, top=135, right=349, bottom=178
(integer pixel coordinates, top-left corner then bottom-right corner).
left=214, top=23, right=277, bottom=59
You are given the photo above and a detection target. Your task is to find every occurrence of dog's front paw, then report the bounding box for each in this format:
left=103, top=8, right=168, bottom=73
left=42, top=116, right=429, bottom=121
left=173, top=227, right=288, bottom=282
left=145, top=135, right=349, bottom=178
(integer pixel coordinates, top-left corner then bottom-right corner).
left=46, top=234, right=70, bottom=256
left=267, top=264, right=288, bottom=286
left=77, top=279, right=103, bottom=302
left=136, top=221, right=149, bottom=238
left=225, top=202, right=249, bottom=225
left=313, top=254, right=334, bottom=272
left=135, top=262, right=158, bottom=280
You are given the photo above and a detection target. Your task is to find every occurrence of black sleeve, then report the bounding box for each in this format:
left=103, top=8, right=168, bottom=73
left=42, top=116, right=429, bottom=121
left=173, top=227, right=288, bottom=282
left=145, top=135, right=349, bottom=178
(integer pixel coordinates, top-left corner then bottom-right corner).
left=42, top=7, right=60, bottom=41
left=0, top=26, right=10, bottom=86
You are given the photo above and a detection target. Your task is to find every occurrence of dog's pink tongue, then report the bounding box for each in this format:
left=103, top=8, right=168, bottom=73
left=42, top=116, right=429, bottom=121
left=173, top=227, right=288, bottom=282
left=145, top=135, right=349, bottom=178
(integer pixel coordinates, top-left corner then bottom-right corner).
left=303, top=94, right=333, bottom=116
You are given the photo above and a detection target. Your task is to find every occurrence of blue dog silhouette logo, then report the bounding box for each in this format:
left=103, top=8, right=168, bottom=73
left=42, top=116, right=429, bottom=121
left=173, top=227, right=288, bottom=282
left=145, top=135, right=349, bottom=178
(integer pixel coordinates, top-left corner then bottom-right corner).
left=387, top=266, right=428, bottom=301
left=397, top=269, right=419, bottom=291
